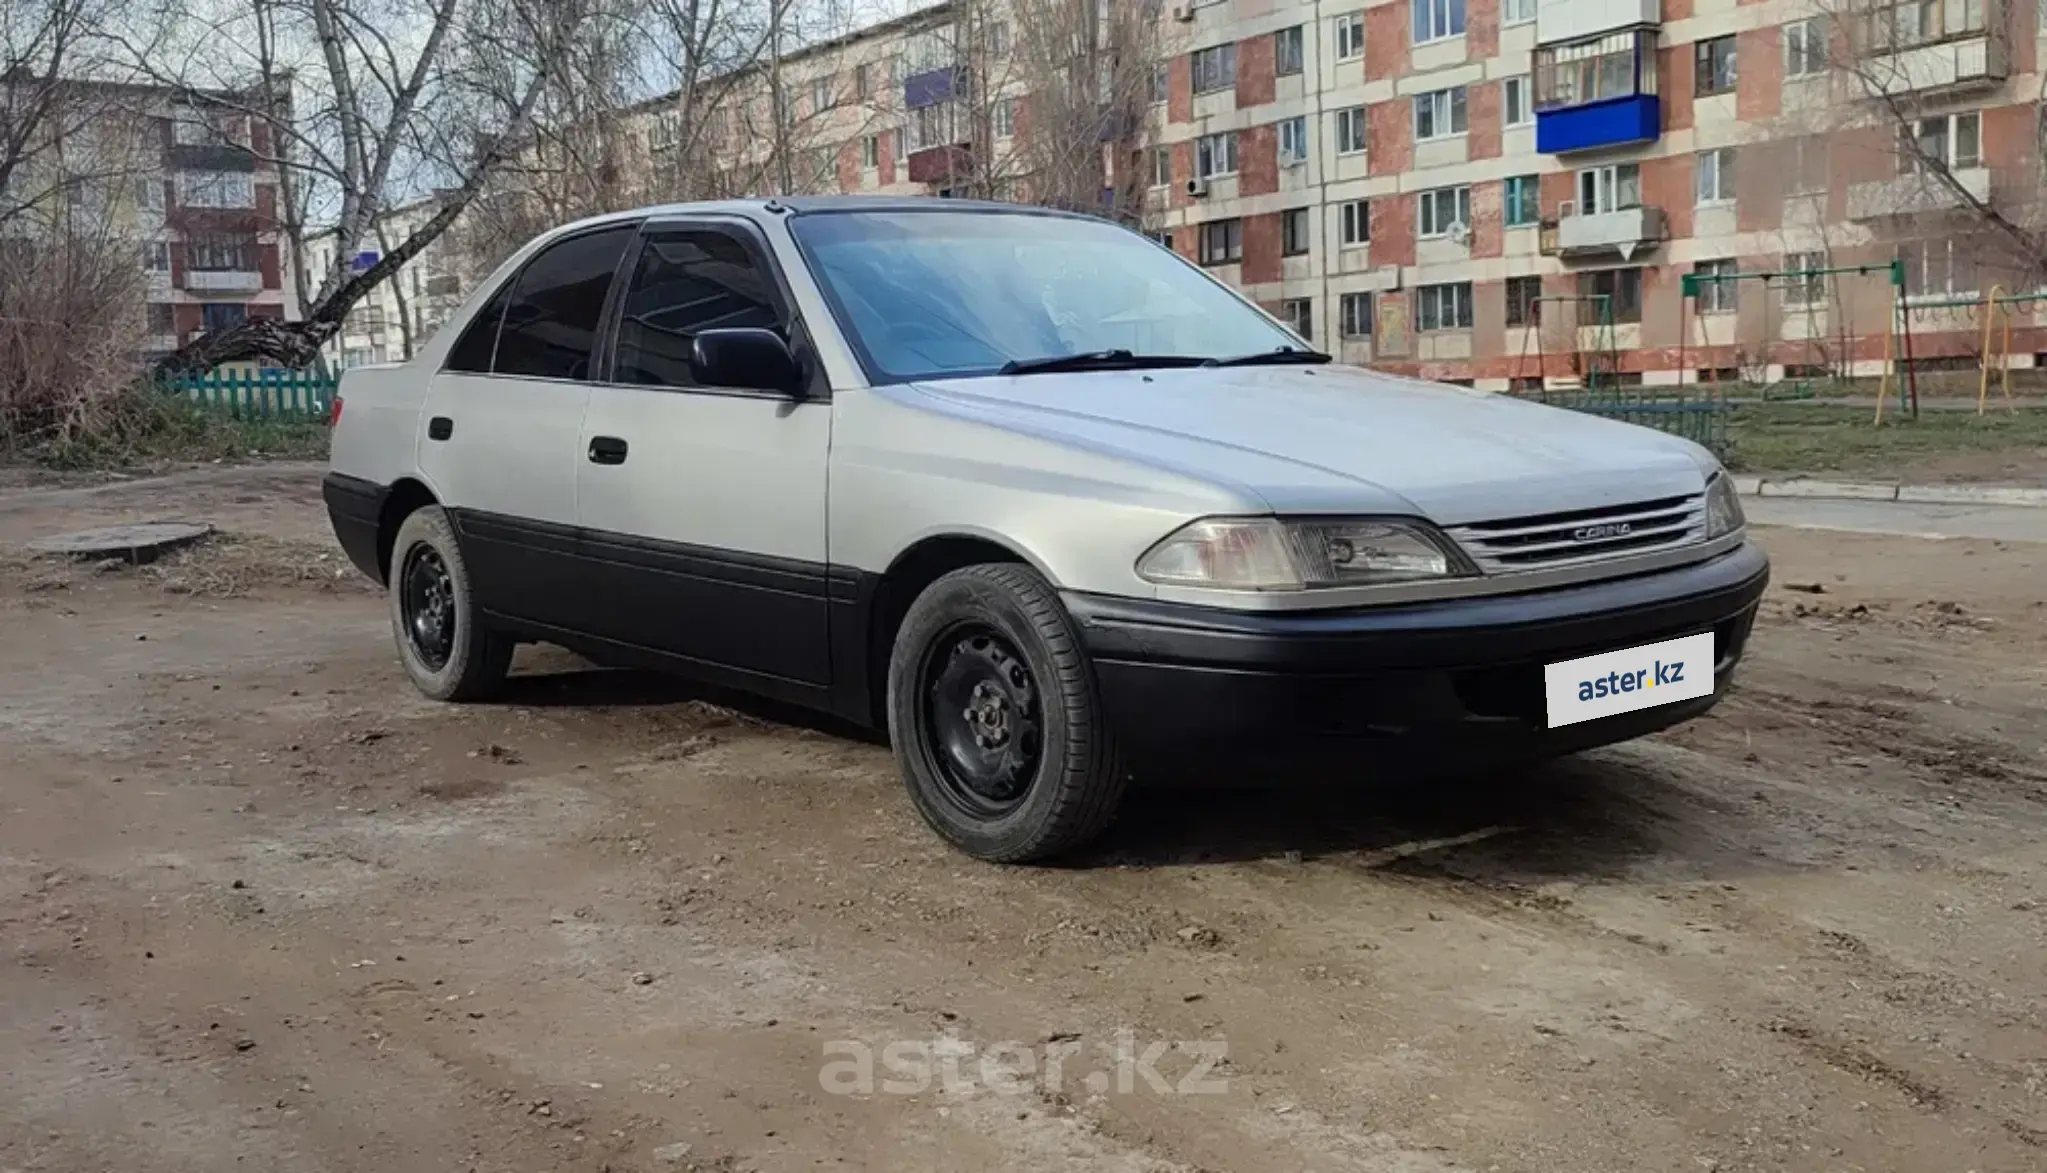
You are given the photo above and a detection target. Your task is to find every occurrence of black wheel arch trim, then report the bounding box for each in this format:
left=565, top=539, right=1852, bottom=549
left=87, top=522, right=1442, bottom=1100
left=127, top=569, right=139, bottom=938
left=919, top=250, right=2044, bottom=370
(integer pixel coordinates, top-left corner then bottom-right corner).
left=1061, top=542, right=1771, bottom=673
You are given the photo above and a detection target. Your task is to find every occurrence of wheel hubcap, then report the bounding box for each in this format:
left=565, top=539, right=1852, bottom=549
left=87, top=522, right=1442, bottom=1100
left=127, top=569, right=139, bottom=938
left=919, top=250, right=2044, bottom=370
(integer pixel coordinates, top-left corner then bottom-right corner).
left=922, top=626, right=1042, bottom=816
left=400, top=544, right=456, bottom=671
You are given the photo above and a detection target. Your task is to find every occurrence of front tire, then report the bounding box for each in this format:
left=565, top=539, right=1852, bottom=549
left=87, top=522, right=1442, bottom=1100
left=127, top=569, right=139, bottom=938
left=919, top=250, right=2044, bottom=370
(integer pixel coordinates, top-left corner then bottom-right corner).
left=389, top=506, right=513, bottom=702
left=887, top=563, right=1127, bottom=863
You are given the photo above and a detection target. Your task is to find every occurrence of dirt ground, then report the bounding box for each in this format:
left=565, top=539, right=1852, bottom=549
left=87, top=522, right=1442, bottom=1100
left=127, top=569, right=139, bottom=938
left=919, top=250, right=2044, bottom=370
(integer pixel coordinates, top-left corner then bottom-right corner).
left=2, top=464, right=2044, bottom=1173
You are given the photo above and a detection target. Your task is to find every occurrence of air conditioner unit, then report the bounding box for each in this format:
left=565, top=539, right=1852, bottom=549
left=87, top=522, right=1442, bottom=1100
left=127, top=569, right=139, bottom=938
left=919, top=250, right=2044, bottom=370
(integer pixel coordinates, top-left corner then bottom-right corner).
left=1171, top=3, right=1195, bottom=21
left=1559, top=199, right=1577, bottom=218
left=1445, top=219, right=1471, bottom=246
left=1186, top=175, right=1209, bottom=198
left=1279, top=147, right=1305, bottom=168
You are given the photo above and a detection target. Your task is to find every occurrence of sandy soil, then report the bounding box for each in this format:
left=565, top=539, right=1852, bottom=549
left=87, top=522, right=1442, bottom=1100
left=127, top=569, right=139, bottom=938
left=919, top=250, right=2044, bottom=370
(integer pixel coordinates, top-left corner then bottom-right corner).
left=2, top=465, right=2044, bottom=1173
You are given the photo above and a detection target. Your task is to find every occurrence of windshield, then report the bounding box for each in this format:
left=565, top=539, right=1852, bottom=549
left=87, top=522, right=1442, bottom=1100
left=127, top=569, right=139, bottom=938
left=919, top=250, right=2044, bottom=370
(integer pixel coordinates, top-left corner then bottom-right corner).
left=787, top=209, right=1302, bottom=383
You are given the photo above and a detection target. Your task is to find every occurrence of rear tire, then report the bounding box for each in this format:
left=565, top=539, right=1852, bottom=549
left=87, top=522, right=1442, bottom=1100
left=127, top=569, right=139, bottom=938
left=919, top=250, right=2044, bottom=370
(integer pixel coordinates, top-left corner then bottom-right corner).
left=389, top=506, right=513, bottom=702
left=887, top=563, right=1127, bottom=863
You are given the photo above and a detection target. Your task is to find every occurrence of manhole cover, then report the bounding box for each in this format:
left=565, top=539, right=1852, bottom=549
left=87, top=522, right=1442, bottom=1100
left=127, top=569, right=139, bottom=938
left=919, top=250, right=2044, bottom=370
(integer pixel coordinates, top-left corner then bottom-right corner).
left=25, top=522, right=214, bottom=565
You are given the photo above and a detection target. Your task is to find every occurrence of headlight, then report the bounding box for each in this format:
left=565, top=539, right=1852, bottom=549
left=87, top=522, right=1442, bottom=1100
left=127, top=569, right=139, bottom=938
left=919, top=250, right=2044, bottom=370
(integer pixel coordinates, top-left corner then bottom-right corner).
left=1135, top=517, right=1476, bottom=591
left=1704, top=472, right=1745, bottom=539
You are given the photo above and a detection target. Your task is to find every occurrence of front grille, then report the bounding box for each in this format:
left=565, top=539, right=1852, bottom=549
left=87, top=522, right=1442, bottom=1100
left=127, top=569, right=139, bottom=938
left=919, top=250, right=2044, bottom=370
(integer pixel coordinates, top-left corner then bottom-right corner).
left=1446, top=493, right=1706, bottom=573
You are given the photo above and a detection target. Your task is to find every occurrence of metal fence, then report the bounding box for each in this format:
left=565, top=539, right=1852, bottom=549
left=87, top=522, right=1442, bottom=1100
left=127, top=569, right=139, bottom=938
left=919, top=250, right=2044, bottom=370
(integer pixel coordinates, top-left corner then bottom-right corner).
left=1533, top=387, right=1731, bottom=457
left=160, top=371, right=337, bottom=422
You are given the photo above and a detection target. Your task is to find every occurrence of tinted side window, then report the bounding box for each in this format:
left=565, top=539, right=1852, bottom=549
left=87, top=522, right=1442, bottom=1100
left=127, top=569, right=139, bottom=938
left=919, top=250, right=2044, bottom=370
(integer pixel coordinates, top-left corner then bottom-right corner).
left=614, top=230, right=782, bottom=388
left=444, top=277, right=513, bottom=372
left=493, top=225, right=634, bottom=380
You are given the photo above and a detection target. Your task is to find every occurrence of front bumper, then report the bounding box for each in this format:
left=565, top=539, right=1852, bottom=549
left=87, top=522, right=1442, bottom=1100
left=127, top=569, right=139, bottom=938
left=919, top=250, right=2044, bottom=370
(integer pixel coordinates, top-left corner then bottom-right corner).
left=1064, top=541, right=1769, bottom=778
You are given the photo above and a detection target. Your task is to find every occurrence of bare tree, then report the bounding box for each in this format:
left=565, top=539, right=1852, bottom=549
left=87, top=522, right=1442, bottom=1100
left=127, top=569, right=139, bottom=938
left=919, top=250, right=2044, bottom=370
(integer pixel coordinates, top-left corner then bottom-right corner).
left=121, top=0, right=597, bottom=373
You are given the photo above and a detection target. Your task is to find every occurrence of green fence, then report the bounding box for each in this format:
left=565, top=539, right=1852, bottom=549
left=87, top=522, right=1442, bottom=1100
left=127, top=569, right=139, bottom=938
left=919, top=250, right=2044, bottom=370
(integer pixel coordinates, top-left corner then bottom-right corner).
left=1535, top=387, right=1731, bottom=457
left=159, top=371, right=338, bottom=422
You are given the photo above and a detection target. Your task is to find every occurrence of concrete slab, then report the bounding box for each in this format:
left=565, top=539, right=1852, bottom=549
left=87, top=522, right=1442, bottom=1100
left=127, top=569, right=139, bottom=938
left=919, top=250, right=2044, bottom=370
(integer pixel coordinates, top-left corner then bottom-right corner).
left=23, top=522, right=213, bottom=565
left=1757, top=479, right=1899, bottom=501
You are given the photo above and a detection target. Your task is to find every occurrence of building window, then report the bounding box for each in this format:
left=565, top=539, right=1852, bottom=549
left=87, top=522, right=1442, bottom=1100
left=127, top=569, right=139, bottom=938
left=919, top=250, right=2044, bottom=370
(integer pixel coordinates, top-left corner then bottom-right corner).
left=985, top=20, right=1009, bottom=57
left=811, top=77, right=835, bottom=114
left=1198, top=218, right=1243, bottom=265
left=1694, top=259, right=1739, bottom=313
left=1577, top=267, right=1643, bottom=324
left=201, top=302, right=248, bottom=333
left=1784, top=19, right=1826, bottom=76
left=1412, top=0, right=1466, bottom=44
left=1898, top=237, right=1977, bottom=297
left=1695, top=148, right=1735, bottom=205
left=1901, top=111, right=1981, bottom=174
left=1414, top=87, right=1468, bottom=140
left=1282, top=207, right=1311, bottom=256
left=1783, top=251, right=1827, bottom=307
left=1789, top=136, right=1829, bottom=193
left=1276, top=25, right=1305, bottom=76
left=1416, top=185, right=1472, bottom=238
left=142, top=241, right=170, bottom=271
left=891, top=127, right=907, bottom=159
left=134, top=177, right=164, bottom=212
left=993, top=98, right=1016, bottom=138
left=1243, top=116, right=1288, bottom=170
left=1149, top=146, right=1171, bottom=188
left=1334, top=106, right=1368, bottom=154
left=147, top=302, right=175, bottom=333
left=1416, top=283, right=1474, bottom=331
left=1695, top=36, right=1737, bottom=96
left=1192, top=43, right=1237, bottom=94
left=1503, top=0, right=1535, bottom=24
left=1576, top=162, right=1640, bottom=214
left=1340, top=292, right=1374, bottom=337
left=1503, top=76, right=1532, bottom=127
left=1196, top=131, right=1238, bottom=178
left=855, top=63, right=873, bottom=100
left=1333, top=12, right=1366, bottom=60
left=188, top=234, right=256, bottom=271
left=1536, top=30, right=1657, bottom=110
left=1504, top=175, right=1539, bottom=226
left=1872, top=0, right=1986, bottom=51
left=175, top=171, right=255, bottom=209
left=1340, top=199, right=1369, bottom=246
left=1282, top=297, right=1314, bottom=341
left=1151, top=63, right=1169, bottom=104
left=861, top=135, right=880, bottom=168
left=1506, top=275, right=1543, bottom=327
left=172, top=107, right=246, bottom=147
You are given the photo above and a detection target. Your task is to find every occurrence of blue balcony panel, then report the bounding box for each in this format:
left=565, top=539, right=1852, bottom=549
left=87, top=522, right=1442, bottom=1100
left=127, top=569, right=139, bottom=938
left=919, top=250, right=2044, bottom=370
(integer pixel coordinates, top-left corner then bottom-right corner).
left=1535, top=95, right=1660, bottom=155
left=903, top=67, right=960, bottom=110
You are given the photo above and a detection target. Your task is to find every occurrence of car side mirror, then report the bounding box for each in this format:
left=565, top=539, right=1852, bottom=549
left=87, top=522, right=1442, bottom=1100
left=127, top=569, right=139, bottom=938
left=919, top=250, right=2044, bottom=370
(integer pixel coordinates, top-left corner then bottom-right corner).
left=690, top=327, right=804, bottom=396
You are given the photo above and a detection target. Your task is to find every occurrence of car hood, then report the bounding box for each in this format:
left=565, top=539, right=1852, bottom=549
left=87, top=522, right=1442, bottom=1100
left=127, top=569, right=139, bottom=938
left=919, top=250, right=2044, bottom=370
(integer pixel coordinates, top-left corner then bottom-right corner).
left=905, top=365, right=1714, bottom=525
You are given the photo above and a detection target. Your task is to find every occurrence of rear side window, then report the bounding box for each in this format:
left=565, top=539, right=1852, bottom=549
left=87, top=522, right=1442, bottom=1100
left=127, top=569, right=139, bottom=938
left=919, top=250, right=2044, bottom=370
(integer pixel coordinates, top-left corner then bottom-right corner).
left=614, top=230, right=782, bottom=388
left=444, top=278, right=512, bottom=372
left=492, top=225, right=634, bottom=380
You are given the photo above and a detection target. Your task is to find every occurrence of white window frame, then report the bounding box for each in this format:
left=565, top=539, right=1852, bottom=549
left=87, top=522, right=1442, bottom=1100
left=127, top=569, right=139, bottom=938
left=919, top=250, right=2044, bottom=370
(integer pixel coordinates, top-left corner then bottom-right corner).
left=1192, top=43, right=1237, bottom=94
left=1901, top=110, right=1981, bottom=174
left=1694, top=259, right=1739, bottom=313
left=1278, top=116, right=1309, bottom=165
left=1503, top=76, right=1532, bottom=127
left=1898, top=237, right=1977, bottom=299
left=134, top=176, right=165, bottom=213
left=1416, top=185, right=1472, bottom=238
left=811, top=77, right=835, bottom=114
left=1276, top=25, right=1305, bottom=76
left=1196, top=131, right=1238, bottom=179
left=1503, top=174, right=1539, bottom=227
left=992, top=97, right=1017, bottom=139
left=861, top=135, right=880, bottom=169
left=1333, top=12, right=1366, bottom=61
left=1784, top=18, right=1826, bottom=77
left=1416, top=282, right=1474, bottom=331
left=1414, top=87, right=1468, bottom=141
left=1149, top=146, right=1171, bottom=189
left=142, top=240, right=171, bottom=272
left=1575, top=162, right=1641, bottom=214
left=1282, top=297, right=1315, bottom=341
left=175, top=170, right=255, bottom=209
left=1340, top=199, right=1369, bottom=246
left=1334, top=105, right=1368, bottom=154
left=1503, top=0, right=1535, bottom=25
left=1782, top=251, right=1827, bottom=307
left=1340, top=292, right=1374, bottom=338
left=1695, top=147, right=1735, bottom=206
left=1282, top=207, right=1311, bottom=256
left=1412, top=0, right=1467, bottom=45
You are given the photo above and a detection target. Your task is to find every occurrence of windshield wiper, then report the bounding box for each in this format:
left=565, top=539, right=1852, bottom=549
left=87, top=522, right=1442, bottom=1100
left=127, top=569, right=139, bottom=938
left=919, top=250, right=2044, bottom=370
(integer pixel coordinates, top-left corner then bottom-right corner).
left=1202, top=347, right=1334, bottom=368
left=998, top=349, right=1210, bottom=376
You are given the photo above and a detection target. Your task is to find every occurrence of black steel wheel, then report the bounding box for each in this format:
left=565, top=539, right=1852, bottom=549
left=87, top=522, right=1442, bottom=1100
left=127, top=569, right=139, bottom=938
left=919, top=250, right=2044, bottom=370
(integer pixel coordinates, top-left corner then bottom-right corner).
left=388, top=506, right=513, bottom=702
left=887, top=562, right=1127, bottom=863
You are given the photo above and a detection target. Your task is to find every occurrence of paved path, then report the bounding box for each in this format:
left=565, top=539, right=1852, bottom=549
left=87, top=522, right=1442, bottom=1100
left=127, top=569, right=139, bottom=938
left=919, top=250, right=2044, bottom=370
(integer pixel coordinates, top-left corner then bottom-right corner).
left=1749, top=495, right=2047, bottom=543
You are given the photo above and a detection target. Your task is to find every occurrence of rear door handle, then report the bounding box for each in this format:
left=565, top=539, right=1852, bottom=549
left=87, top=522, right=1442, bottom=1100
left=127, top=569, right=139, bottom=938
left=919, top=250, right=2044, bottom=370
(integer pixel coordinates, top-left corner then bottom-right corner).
left=427, top=416, right=453, bottom=441
left=588, top=436, right=628, bottom=465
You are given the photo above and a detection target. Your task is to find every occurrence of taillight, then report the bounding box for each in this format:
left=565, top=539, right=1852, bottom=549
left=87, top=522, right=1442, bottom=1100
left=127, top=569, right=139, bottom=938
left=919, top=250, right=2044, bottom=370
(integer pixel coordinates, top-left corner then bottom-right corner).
left=328, top=395, right=344, bottom=427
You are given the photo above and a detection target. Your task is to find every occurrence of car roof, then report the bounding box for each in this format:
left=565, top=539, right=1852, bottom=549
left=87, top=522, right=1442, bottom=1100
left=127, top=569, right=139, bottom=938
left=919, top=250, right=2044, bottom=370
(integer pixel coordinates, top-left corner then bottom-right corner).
left=548, top=195, right=1101, bottom=238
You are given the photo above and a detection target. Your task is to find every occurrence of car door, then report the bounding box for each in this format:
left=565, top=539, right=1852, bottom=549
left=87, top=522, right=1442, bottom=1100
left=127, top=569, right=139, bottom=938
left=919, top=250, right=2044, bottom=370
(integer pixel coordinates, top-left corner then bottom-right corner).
left=574, top=218, right=833, bottom=693
left=417, top=222, right=636, bottom=631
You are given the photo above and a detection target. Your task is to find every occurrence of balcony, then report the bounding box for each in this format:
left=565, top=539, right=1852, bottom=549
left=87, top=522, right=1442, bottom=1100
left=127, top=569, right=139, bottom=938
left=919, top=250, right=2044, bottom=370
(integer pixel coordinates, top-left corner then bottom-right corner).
left=182, top=269, right=263, bottom=293
left=903, top=65, right=962, bottom=110
left=1537, top=95, right=1660, bottom=154
left=1856, top=30, right=2006, bottom=101
left=1847, top=166, right=1992, bottom=220
left=1536, top=0, right=1658, bottom=47
left=906, top=143, right=972, bottom=185
left=1546, top=204, right=1667, bottom=260
left=1533, top=27, right=1661, bottom=153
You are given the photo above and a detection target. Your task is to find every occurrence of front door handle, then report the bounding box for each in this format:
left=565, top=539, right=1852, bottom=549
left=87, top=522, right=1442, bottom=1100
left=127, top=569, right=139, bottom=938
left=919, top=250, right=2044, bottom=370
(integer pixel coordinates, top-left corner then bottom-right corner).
left=588, top=436, right=628, bottom=465
left=427, top=416, right=453, bottom=441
